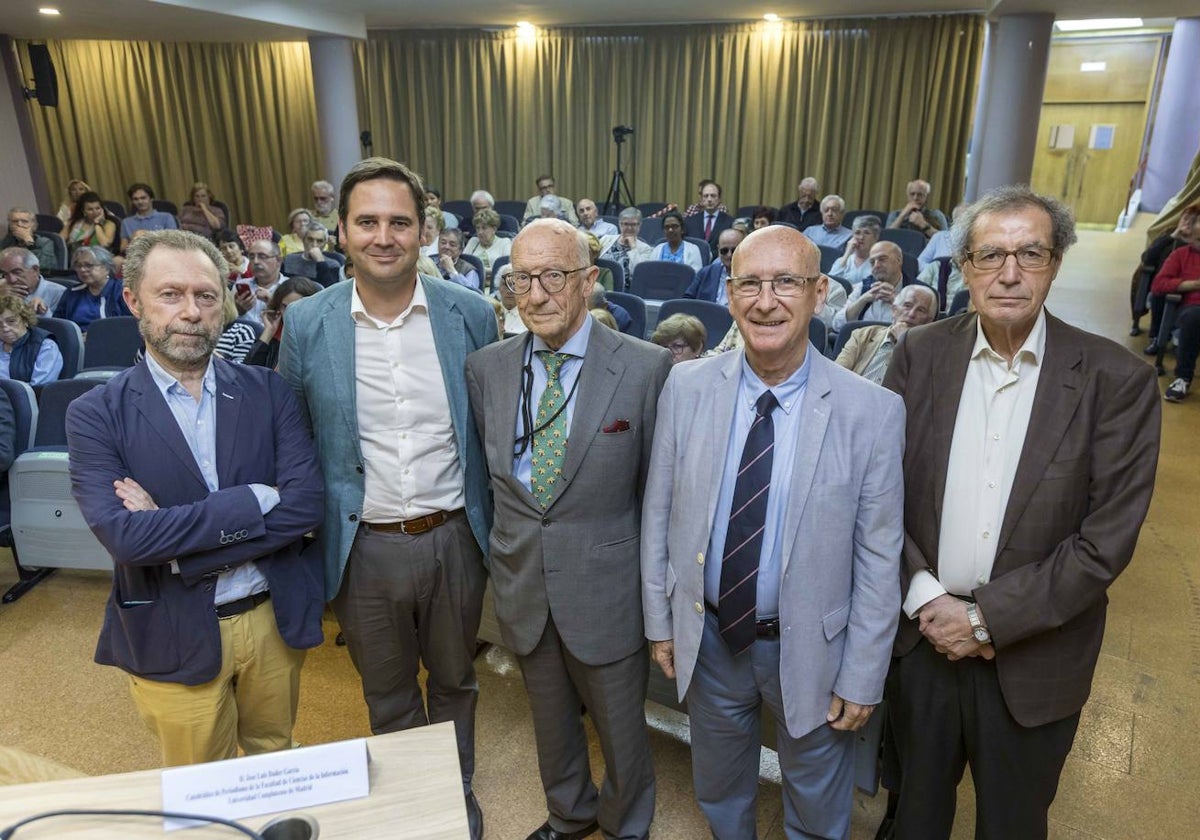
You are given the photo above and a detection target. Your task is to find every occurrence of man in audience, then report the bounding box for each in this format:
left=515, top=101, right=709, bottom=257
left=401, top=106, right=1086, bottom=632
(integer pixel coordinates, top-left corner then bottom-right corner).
left=119, top=184, right=178, bottom=254
left=66, top=229, right=324, bottom=767
left=466, top=218, right=670, bottom=840
left=588, top=281, right=632, bottom=333
left=1150, top=218, right=1200, bottom=401
left=240, top=239, right=287, bottom=323
left=279, top=157, right=496, bottom=840
left=834, top=241, right=912, bottom=329
left=0, top=247, right=65, bottom=315
left=600, top=208, right=655, bottom=281
left=642, top=225, right=903, bottom=840
left=882, top=185, right=1160, bottom=840
left=3, top=208, right=58, bottom=270
left=682, top=178, right=730, bottom=218
left=534, top=195, right=569, bottom=224
left=310, top=179, right=340, bottom=244
left=576, top=198, right=617, bottom=237
left=281, top=223, right=341, bottom=286
left=437, top=228, right=481, bottom=291
left=836, top=284, right=937, bottom=384
left=684, top=180, right=733, bottom=251
left=887, top=179, right=949, bottom=240
left=684, top=228, right=744, bottom=303
left=803, top=195, right=852, bottom=250
left=470, top=190, right=496, bottom=214
left=778, top=177, right=823, bottom=230
left=495, top=264, right=527, bottom=336
left=523, top=174, right=578, bottom=225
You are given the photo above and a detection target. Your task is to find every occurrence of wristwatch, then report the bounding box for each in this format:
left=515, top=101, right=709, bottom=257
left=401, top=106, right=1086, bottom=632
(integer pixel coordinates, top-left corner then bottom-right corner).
left=966, top=603, right=991, bottom=644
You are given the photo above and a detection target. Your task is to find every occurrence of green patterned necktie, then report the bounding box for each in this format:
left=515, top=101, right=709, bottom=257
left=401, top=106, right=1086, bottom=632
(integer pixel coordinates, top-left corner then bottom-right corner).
left=531, top=351, right=571, bottom=509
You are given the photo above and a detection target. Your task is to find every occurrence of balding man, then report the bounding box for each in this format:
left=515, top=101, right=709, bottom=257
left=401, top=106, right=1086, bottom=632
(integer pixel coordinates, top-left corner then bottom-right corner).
left=835, top=241, right=915, bottom=329
left=643, top=225, right=903, bottom=839
left=576, top=198, right=617, bottom=237
left=684, top=228, right=744, bottom=304
left=3, top=207, right=58, bottom=270
left=779, top=178, right=822, bottom=231
left=836, top=284, right=938, bottom=384
left=523, top=174, right=579, bottom=226
left=887, top=180, right=949, bottom=240
left=0, top=247, right=65, bottom=315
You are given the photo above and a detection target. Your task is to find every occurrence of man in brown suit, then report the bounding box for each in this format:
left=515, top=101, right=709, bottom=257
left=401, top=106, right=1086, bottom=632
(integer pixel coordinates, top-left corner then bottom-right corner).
left=882, top=185, right=1160, bottom=840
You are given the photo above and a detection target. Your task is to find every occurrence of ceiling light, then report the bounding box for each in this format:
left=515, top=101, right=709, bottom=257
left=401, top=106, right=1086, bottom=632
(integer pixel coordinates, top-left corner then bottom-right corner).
left=764, top=13, right=780, bottom=22
left=38, top=7, right=60, bottom=14
left=1080, top=61, right=1107, bottom=72
left=516, top=21, right=535, bottom=33
left=1055, top=18, right=1142, bottom=32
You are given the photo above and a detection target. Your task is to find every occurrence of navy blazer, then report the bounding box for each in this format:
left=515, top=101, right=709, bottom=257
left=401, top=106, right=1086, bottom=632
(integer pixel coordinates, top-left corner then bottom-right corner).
left=683, top=261, right=727, bottom=302
left=684, top=211, right=733, bottom=250
left=67, top=360, right=325, bottom=685
left=53, top=277, right=132, bottom=332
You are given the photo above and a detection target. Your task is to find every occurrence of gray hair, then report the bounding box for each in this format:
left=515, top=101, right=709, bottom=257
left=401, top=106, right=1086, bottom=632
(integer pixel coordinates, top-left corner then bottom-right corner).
left=820, top=195, right=845, bottom=212
left=469, top=190, right=495, bottom=207
left=71, top=246, right=116, bottom=276
left=304, top=222, right=329, bottom=238
left=539, top=195, right=563, bottom=213
left=896, top=283, right=939, bottom=312
left=516, top=219, right=590, bottom=268
left=311, top=179, right=334, bottom=194
left=0, top=246, right=39, bottom=270
left=123, top=230, right=228, bottom=296
left=441, top=227, right=464, bottom=246
left=951, top=185, right=1077, bottom=266
left=588, top=282, right=608, bottom=309
left=852, top=214, right=882, bottom=234
left=618, top=207, right=643, bottom=223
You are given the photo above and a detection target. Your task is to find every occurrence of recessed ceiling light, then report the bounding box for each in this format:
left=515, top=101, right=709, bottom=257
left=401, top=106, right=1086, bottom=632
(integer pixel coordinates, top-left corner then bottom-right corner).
left=1055, top=18, right=1142, bottom=32
left=764, top=13, right=780, bottom=22
left=38, top=7, right=60, bottom=14
left=516, top=21, right=534, bottom=32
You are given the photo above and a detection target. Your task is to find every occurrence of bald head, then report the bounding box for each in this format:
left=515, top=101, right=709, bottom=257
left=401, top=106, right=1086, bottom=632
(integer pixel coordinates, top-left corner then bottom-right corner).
left=732, top=225, right=820, bottom=279
left=868, top=241, right=904, bottom=285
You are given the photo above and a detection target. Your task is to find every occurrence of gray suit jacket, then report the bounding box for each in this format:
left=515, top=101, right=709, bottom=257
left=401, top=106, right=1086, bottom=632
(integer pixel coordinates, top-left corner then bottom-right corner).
left=278, top=275, right=498, bottom=600
left=466, top=323, right=672, bottom=665
left=642, top=347, right=905, bottom=739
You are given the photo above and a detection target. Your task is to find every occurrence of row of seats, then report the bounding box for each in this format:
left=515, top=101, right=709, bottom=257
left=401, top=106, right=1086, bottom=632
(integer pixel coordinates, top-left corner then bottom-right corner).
left=37, top=315, right=144, bottom=379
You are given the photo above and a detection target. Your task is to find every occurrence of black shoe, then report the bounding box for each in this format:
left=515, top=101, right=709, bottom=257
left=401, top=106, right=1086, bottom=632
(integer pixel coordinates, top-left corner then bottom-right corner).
left=1144, top=341, right=1161, bottom=356
left=465, top=790, right=483, bottom=840
left=1131, top=324, right=1142, bottom=336
left=525, top=819, right=600, bottom=840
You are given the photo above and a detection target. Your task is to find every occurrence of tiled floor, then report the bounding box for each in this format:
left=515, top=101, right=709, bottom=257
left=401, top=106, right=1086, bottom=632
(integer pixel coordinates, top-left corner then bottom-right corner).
left=1, top=213, right=1197, bottom=838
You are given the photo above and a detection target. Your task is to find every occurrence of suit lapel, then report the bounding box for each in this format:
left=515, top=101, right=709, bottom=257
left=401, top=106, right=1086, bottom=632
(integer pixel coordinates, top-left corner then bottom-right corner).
left=779, top=351, right=832, bottom=574
left=423, top=278, right=468, bottom=458
left=556, top=325, right=622, bottom=498
left=704, top=351, right=743, bottom=535
left=495, top=334, right=541, bottom=509
left=930, top=314, right=977, bottom=541
left=213, top=360, right=245, bottom=484
left=128, top=363, right=207, bottom=489
left=320, top=287, right=359, bottom=446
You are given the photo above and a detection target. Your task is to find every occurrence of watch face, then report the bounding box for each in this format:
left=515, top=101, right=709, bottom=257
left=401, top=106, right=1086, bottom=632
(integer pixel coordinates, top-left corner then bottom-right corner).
left=973, top=627, right=990, bottom=643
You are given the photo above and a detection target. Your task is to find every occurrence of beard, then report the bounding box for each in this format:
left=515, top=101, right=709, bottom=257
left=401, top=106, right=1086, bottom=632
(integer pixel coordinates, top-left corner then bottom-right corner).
left=139, top=319, right=221, bottom=370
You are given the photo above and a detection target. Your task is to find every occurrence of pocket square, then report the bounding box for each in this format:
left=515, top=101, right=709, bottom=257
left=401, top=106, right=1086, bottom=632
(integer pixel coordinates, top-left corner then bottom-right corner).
left=603, top=419, right=631, bottom=434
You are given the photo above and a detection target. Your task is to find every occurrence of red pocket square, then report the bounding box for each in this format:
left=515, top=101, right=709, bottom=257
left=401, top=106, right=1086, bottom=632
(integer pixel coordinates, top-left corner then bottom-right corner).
left=603, top=419, right=631, bottom=434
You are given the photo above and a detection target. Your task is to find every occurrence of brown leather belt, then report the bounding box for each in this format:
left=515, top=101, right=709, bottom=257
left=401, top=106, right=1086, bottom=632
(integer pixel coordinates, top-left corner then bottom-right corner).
left=362, top=508, right=463, bottom=536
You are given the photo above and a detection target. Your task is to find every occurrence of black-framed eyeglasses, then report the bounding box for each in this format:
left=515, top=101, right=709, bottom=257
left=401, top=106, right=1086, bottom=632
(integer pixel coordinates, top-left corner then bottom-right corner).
left=965, top=247, right=1056, bottom=270
left=506, top=266, right=588, bottom=294
left=718, top=247, right=736, bottom=255
left=728, top=275, right=820, bottom=297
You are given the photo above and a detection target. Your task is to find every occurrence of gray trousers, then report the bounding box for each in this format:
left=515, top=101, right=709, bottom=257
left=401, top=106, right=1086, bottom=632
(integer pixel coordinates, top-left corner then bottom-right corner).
left=331, top=513, right=486, bottom=790
left=517, top=616, right=656, bottom=840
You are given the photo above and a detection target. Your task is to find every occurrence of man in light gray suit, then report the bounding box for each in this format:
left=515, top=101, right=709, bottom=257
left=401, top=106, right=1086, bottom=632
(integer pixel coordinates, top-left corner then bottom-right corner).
left=642, top=225, right=904, bottom=839
left=278, top=158, right=497, bottom=839
left=466, top=219, right=671, bottom=840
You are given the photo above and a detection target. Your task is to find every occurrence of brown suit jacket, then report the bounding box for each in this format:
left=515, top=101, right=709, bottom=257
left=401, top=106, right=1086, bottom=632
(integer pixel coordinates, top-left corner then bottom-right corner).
left=835, top=323, right=891, bottom=376
left=884, top=311, right=1160, bottom=727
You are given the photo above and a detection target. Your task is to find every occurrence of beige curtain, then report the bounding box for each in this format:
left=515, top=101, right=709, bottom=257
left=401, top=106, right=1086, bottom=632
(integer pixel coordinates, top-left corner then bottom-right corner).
left=356, top=15, right=984, bottom=215
left=17, top=39, right=322, bottom=232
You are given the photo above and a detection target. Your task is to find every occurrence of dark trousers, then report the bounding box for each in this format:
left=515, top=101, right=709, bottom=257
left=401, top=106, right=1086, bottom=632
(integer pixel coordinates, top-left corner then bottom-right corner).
left=1173, top=304, right=1200, bottom=381
left=886, top=639, right=1080, bottom=840
left=331, top=514, right=486, bottom=791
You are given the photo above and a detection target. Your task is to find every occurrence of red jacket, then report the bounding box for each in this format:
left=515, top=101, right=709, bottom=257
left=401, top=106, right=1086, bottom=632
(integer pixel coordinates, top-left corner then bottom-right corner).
left=1151, top=244, right=1200, bottom=308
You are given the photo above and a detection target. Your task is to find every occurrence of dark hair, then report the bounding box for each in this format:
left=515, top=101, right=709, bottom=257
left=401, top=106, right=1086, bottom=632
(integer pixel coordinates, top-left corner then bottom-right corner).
left=338, top=157, right=427, bottom=229
left=662, top=210, right=685, bottom=229
left=267, top=276, right=322, bottom=312
left=68, top=191, right=107, bottom=226
left=212, top=228, right=245, bottom=251
left=126, top=182, right=155, bottom=200
left=425, top=186, right=442, bottom=199
left=752, top=206, right=778, bottom=224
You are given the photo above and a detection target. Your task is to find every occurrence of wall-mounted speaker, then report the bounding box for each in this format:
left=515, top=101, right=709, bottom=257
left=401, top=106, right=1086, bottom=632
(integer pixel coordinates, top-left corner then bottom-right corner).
left=27, top=44, right=58, bottom=108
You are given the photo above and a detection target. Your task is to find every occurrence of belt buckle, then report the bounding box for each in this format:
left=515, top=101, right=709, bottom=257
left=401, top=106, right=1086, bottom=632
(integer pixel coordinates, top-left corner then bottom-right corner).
left=399, top=515, right=430, bottom=536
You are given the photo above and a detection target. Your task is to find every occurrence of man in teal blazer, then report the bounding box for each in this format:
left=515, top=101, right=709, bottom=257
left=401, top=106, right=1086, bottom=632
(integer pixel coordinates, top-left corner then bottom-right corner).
left=278, top=158, right=497, bottom=839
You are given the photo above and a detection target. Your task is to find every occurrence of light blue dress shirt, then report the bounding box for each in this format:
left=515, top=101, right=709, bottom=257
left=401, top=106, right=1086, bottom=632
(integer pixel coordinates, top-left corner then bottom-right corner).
left=803, top=224, right=853, bottom=250
left=512, top=314, right=593, bottom=491
left=144, top=353, right=278, bottom=605
left=0, top=338, right=64, bottom=385
left=705, top=350, right=812, bottom=619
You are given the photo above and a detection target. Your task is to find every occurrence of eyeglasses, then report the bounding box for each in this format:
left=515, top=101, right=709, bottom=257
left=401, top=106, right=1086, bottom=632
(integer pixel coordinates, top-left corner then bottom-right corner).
left=728, top=275, right=819, bottom=297
left=506, top=266, right=588, bottom=294
left=718, top=247, right=737, bottom=255
left=0, top=317, right=24, bottom=329
left=965, top=247, right=1055, bottom=271
left=666, top=340, right=693, bottom=355
left=537, top=182, right=554, bottom=191
left=74, top=262, right=103, bottom=271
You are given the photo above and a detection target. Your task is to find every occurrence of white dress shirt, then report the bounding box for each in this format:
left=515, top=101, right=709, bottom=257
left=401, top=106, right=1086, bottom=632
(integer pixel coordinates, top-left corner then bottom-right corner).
left=903, top=310, right=1047, bottom=617
left=351, top=280, right=465, bottom=522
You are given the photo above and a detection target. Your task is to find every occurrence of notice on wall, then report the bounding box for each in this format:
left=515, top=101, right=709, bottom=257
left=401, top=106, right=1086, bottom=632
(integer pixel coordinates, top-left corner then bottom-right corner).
left=1089, top=124, right=1116, bottom=150
left=1049, top=124, right=1075, bottom=150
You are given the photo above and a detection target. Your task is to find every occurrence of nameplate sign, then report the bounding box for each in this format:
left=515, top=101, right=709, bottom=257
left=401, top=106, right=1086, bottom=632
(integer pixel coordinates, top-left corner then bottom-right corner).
left=160, top=738, right=370, bottom=831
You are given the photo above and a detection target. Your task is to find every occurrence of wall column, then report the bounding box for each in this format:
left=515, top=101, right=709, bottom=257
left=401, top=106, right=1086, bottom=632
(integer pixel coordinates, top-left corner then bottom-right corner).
left=1141, top=18, right=1200, bottom=212
left=307, top=36, right=362, bottom=190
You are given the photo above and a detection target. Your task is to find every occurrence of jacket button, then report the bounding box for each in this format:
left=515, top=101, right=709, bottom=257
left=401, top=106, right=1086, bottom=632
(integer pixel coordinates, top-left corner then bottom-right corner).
left=541, top=518, right=550, bottom=527
left=349, top=513, right=358, bottom=522
left=355, top=465, right=364, bottom=474
left=694, top=602, right=703, bottom=614
left=697, top=553, right=704, bottom=565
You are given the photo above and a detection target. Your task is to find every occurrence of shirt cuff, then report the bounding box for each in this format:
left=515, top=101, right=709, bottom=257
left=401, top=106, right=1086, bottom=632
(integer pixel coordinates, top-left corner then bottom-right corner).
left=249, top=484, right=281, bottom=516
left=903, top=569, right=947, bottom=619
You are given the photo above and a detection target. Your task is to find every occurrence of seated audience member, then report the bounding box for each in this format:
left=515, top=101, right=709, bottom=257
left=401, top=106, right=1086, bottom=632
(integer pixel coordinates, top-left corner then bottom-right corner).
left=536, top=194, right=569, bottom=223
left=214, top=229, right=253, bottom=282
left=65, top=192, right=118, bottom=255
left=779, top=177, right=823, bottom=230
left=465, top=208, right=512, bottom=290
left=835, top=284, right=937, bottom=384
left=887, top=178, right=949, bottom=239
left=119, top=183, right=178, bottom=253
left=56, top=179, right=91, bottom=225
left=494, top=264, right=527, bottom=336
left=587, top=282, right=633, bottom=333
left=684, top=180, right=733, bottom=249
left=1142, top=202, right=1200, bottom=354
left=310, top=179, right=339, bottom=245
left=0, top=247, right=65, bottom=314
left=0, top=295, right=64, bottom=385
left=177, top=182, right=227, bottom=238
left=577, top=198, right=618, bottom=237
left=591, top=307, right=618, bottom=330
left=918, top=203, right=965, bottom=269
left=523, top=174, right=578, bottom=225
left=917, top=253, right=964, bottom=311
left=240, top=239, right=286, bottom=323
left=244, top=277, right=322, bottom=370
left=685, top=228, right=744, bottom=303
left=813, top=271, right=849, bottom=331
left=424, top=186, right=457, bottom=229
left=732, top=217, right=752, bottom=236
left=601, top=208, right=656, bottom=279
left=421, top=206, right=444, bottom=257
left=829, top=214, right=881, bottom=285
left=651, top=312, right=706, bottom=362
left=436, top=228, right=481, bottom=291
left=486, top=295, right=506, bottom=336
left=803, top=195, right=852, bottom=249
left=55, top=246, right=132, bottom=332
left=470, top=190, right=496, bottom=214
left=281, top=224, right=340, bottom=286
left=682, top=178, right=730, bottom=218
left=214, top=292, right=258, bottom=364
left=583, top=232, right=617, bottom=292
left=3, top=207, right=58, bottom=270
left=834, top=241, right=914, bottom=329
left=279, top=208, right=313, bottom=257
left=1151, top=224, right=1200, bottom=402
left=654, top=210, right=704, bottom=271
left=751, top=206, right=777, bottom=229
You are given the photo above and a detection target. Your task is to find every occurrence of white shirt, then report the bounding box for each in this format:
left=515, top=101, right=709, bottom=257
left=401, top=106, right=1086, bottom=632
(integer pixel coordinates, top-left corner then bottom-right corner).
left=833, top=280, right=895, bottom=330
left=903, top=310, right=1047, bottom=617
left=351, top=280, right=465, bottom=522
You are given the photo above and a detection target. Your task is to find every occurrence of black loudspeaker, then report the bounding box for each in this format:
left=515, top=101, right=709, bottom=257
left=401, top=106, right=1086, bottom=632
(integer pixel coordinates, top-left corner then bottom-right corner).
left=27, top=44, right=58, bottom=107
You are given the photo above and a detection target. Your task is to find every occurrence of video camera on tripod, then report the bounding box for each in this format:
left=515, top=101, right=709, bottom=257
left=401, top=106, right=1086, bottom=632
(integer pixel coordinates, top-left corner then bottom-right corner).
left=612, top=124, right=635, bottom=143
left=604, top=126, right=636, bottom=214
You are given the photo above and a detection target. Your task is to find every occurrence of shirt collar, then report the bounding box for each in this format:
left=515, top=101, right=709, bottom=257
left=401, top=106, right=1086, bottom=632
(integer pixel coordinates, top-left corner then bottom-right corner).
left=351, top=276, right=428, bottom=327
left=144, top=350, right=216, bottom=402
left=738, top=345, right=812, bottom=416
left=972, top=307, right=1047, bottom=369
left=530, top=310, right=593, bottom=359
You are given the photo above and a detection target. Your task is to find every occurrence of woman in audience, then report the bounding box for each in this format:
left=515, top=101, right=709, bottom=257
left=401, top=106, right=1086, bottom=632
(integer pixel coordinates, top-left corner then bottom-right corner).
left=54, top=246, right=131, bottom=333
left=464, top=208, right=511, bottom=289
left=829, top=214, right=880, bottom=284
left=65, top=191, right=117, bottom=254
left=422, top=207, right=445, bottom=257
left=177, top=182, right=227, bottom=238
left=214, top=293, right=258, bottom=364
left=279, top=208, right=312, bottom=257
left=651, top=313, right=707, bottom=363
left=653, top=210, right=703, bottom=271
left=752, top=206, right=778, bottom=229
left=0, top=295, right=63, bottom=385
left=214, top=229, right=253, bottom=282
left=244, top=277, right=322, bottom=369
left=56, top=179, right=91, bottom=224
